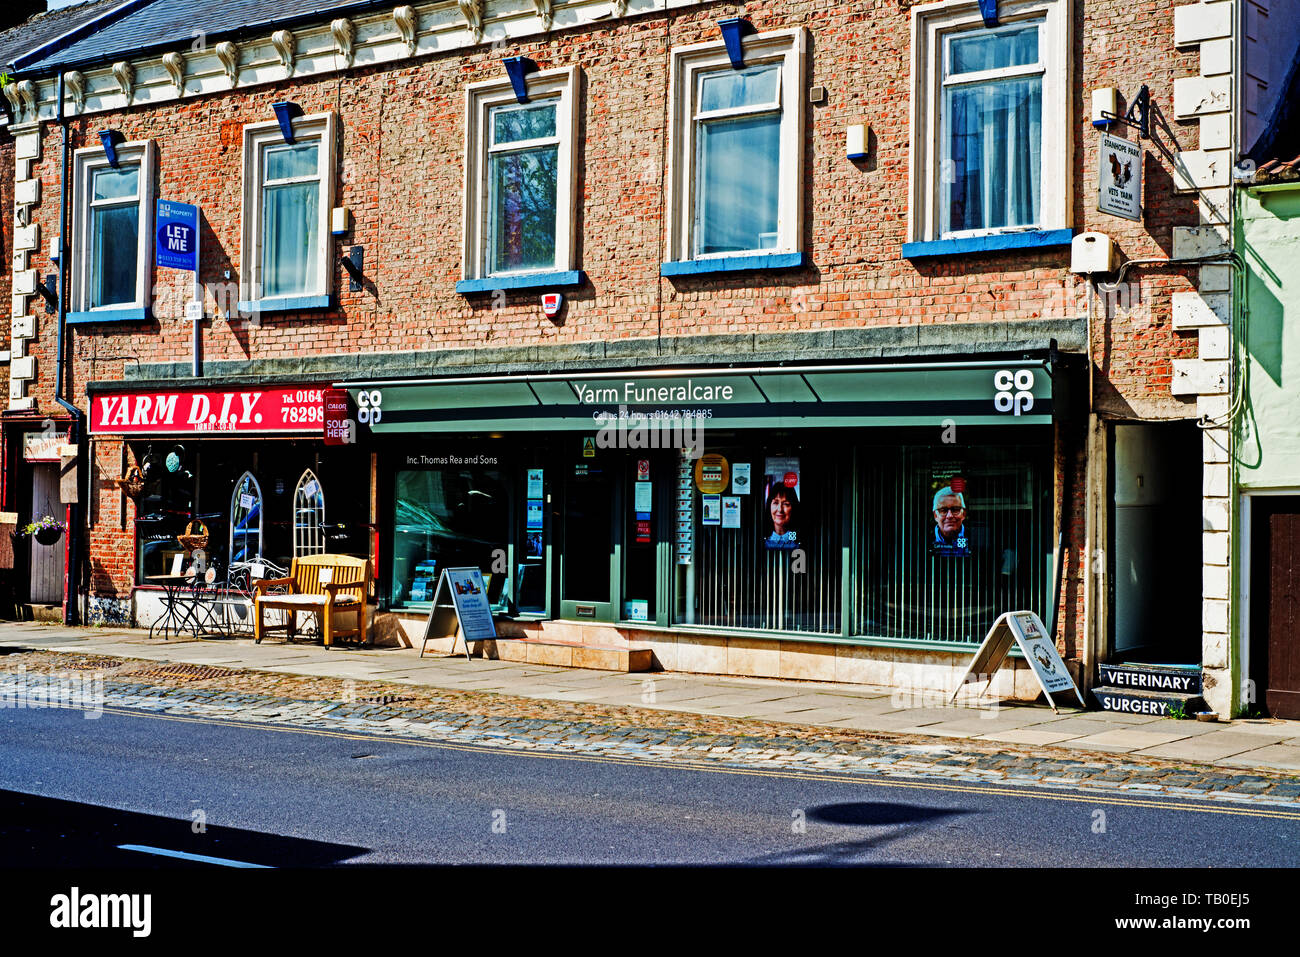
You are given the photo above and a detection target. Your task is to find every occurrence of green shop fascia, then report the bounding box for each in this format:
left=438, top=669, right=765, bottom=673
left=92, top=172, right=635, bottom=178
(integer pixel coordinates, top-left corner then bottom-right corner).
left=349, top=359, right=1061, bottom=647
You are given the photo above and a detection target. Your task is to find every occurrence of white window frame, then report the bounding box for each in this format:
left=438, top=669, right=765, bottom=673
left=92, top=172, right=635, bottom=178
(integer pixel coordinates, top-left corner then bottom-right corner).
left=240, top=111, right=337, bottom=307
left=70, top=140, right=156, bottom=314
left=665, top=27, right=806, bottom=264
left=462, top=67, right=579, bottom=282
left=909, top=0, right=1071, bottom=244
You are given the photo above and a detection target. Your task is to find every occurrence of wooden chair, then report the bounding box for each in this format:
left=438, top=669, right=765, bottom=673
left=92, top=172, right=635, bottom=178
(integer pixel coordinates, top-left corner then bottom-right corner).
left=252, top=554, right=371, bottom=647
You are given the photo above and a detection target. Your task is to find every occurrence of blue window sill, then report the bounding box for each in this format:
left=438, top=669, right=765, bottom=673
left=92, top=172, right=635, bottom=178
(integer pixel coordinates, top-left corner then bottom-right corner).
left=660, top=252, right=806, bottom=277
left=456, top=271, right=586, bottom=294
left=67, top=307, right=152, bottom=325
left=902, top=229, right=1073, bottom=259
left=236, top=295, right=334, bottom=314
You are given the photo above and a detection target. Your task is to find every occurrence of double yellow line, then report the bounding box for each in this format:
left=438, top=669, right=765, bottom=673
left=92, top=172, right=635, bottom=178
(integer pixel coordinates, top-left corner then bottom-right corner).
left=97, top=705, right=1300, bottom=822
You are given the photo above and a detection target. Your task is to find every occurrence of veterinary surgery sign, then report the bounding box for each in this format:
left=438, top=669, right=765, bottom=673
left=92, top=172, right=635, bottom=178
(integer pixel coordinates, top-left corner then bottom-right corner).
left=1098, top=132, right=1142, bottom=221
left=91, top=386, right=327, bottom=436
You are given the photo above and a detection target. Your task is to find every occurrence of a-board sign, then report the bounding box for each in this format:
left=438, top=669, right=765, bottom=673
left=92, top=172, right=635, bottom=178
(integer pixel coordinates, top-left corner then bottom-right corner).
left=950, top=610, right=1084, bottom=712
left=419, top=567, right=499, bottom=660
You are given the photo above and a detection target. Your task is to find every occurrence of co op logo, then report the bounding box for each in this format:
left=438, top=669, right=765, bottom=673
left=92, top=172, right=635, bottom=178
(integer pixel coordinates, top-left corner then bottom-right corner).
left=356, top=390, right=383, bottom=425
left=993, top=370, right=1035, bottom=416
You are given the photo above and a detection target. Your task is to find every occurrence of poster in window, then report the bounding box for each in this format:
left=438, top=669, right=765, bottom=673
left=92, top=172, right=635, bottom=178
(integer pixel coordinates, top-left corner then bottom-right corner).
left=701, top=494, right=721, bottom=526
left=763, top=457, right=800, bottom=551
left=722, top=496, right=741, bottom=529
left=526, top=499, right=544, bottom=531
left=930, top=470, right=971, bottom=558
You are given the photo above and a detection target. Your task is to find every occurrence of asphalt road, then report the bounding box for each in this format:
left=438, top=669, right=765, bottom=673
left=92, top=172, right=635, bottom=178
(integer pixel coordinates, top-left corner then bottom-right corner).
left=0, top=704, right=1296, bottom=867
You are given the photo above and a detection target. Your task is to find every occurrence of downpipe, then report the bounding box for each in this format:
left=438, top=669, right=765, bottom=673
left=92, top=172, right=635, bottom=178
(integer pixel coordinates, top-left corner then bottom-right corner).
left=53, top=71, right=86, bottom=626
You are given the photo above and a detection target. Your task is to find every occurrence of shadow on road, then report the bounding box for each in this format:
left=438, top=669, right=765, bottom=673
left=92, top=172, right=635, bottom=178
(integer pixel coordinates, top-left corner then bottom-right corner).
left=739, top=801, right=976, bottom=866
left=0, top=789, right=370, bottom=867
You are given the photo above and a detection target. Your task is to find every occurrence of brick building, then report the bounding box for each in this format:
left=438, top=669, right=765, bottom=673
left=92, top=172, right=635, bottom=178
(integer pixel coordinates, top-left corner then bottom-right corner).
left=0, top=0, right=1254, bottom=715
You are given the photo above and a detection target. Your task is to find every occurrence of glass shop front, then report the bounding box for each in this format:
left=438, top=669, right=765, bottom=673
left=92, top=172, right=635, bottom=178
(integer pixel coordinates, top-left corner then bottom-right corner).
left=360, top=361, right=1060, bottom=646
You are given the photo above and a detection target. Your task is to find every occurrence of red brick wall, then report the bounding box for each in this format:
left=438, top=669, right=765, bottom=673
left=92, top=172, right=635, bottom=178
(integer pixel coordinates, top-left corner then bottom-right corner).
left=14, top=1, right=1201, bottom=641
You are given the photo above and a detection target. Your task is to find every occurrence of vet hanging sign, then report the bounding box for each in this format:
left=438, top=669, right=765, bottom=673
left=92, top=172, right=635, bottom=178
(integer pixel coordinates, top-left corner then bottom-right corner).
left=156, top=200, right=200, bottom=270
left=1097, top=133, right=1142, bottom=221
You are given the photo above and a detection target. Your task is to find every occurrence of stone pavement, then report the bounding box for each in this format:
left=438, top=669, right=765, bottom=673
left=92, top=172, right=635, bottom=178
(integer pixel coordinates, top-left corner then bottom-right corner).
left=3, top=620, right=1299, bottom=775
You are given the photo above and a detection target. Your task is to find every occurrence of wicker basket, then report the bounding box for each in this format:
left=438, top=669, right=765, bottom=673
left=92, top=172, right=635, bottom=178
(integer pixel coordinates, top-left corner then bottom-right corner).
left=177, top=520, right=209, bottom=555
left=114, top=466, right=146, bottom=501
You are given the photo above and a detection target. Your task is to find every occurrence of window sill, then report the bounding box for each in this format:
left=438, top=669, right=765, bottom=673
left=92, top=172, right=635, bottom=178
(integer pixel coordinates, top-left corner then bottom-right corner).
left=67, top=307, right=152, bottom=325
left=901, top=229, right=1073, bottom=259
left=236, top=294, right=334, bottom=314
left=456, top=271, right=586, bottom=294
left=660, top=252, right=806, bottom=277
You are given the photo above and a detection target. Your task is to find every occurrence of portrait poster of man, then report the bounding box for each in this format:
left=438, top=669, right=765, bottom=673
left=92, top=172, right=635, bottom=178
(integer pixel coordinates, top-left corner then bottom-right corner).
left=929, top=473, right=971, bottom=558
left=763, top=457, right=801, bottom=551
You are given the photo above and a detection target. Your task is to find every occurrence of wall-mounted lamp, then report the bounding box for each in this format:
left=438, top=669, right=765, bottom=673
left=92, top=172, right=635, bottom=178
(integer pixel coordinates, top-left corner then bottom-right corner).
left=978, top=0, right=999, bottom=27
left=718, top=17, right=753, bottom=70
left=503, top=56, right=538, bottom=104
left=97, top=129, right=124, bottom=168
left=272, top=100, right=302, bottom=144
left=37, top=275, right=58, bottom=315
left=340, top=246, right=364, bottom=292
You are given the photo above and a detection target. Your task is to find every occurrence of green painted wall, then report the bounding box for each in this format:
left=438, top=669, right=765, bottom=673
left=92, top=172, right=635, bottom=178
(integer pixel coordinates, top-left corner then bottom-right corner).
left=1238, top=184, right=1300, bottom=489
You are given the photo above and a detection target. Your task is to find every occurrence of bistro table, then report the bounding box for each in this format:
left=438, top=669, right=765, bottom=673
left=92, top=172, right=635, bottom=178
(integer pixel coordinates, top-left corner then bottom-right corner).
left=146, top=573, right=226, bottom=639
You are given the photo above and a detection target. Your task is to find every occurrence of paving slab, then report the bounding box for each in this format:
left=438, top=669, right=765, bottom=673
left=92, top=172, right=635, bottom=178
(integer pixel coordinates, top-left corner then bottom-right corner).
left=1216, top=745, right=1300, bottom=770
left=1136, top=733, right=1287, bottom=763
left=1056, top=728, right=1207, bottom=752
left=975, top=728, right=1089, bottom=746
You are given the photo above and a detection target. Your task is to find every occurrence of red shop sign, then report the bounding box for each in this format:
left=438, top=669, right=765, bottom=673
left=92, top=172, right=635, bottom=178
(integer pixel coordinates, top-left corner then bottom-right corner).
left=323, top=389, right=350, bottom=446
left=91, top=386, right=327, bottom=436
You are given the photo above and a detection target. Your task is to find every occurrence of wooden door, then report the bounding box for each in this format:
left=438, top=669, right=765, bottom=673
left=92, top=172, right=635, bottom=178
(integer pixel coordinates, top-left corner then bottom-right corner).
left=1265, top=508, right=1300, bottom=718
left=29, top=464, right=64, bottom=605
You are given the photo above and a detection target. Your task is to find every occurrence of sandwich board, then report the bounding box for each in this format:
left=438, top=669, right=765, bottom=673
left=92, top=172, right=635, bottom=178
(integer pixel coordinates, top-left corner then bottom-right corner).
left=950, top=610, right=1084, bottom=712
left=420, top=567, right=498, bottom=661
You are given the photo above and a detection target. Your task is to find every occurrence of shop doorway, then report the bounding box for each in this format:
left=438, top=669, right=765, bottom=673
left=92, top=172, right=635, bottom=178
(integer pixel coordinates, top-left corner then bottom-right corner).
left=1249, top=496, right=1300, bottom=719
left=28, top=464, right=64, bottom=605
left=1108, top=422, right=1201, bottom=663
left=559, top=453, right=617, bottom=621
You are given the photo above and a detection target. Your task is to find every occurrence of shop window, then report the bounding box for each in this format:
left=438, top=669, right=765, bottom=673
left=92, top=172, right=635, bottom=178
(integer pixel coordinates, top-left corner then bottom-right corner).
left=461, top=67, right=579, bottom=287
left=676, top=441, right=842, bottom=634
left=852, top=443, right=1052, bottom=643
left=131, top=443, right=195, bottom=581
left=392, top=467, right=509, bottom=609
left=293, top=469, right=326, bottom=557
left=239, top=112, right=337, bottom=311
left=230, top=472, right=264, bottom=564
left=909, top=0, right=1070, bottom=243
left=69, top=140, right=156, bottom=320
left=664, top=28, right=805, bottom=267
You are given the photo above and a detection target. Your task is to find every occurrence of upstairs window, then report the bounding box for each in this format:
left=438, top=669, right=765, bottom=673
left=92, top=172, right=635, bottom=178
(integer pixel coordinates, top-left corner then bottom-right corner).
left=665, top=28, right=806, bottom=265
left=910, top=0, right=1070, bottom=244
left=70, top=140, right=155, bottom=319
left=240, top=113, right=336, bottom=309
left=462, top=67, right=579, bottom=285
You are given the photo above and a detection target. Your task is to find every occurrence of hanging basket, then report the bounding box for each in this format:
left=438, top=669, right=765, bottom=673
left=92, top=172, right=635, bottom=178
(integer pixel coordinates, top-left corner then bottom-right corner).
left=114, top=465, right=147, bottom=501
left=177, top=520, right=209, bottom=555
left=34, top=525, right=64, bottom=546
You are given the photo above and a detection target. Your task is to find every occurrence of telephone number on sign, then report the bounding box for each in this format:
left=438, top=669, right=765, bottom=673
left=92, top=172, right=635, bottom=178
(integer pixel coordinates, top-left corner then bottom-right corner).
left=283, top=405, right=324, bottom=424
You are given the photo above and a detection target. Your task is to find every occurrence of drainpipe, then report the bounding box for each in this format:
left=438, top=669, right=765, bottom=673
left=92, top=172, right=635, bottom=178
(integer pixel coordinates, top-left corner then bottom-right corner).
left=53, top=71, right=87, bottom=625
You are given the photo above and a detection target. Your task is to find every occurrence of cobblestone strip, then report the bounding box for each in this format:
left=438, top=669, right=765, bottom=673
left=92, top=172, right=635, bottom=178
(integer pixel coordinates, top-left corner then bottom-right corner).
left=5, top=669, right=1298, bottom=810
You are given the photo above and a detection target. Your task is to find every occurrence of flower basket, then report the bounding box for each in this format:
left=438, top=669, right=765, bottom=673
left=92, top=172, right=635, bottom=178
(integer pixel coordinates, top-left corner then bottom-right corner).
left=177, top=519, right=209, bottom=555
left=34, top=525, right=63, bottom=546
left=22, top=515, right=67, bottom=546
left=114, top=465, right=146, bottom=501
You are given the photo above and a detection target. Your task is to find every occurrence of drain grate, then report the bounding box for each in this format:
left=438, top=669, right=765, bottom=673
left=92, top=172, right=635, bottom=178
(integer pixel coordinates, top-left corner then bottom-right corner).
left=356, top=694, right=414, bottom=705
left=127, top=663, right=242, bottom=681
left=58, top=657, right=125, bottom=671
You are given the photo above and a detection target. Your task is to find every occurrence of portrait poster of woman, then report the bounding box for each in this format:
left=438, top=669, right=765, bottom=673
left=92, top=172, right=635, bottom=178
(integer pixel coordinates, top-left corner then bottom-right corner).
left=763, top=457, right=801, bottom=551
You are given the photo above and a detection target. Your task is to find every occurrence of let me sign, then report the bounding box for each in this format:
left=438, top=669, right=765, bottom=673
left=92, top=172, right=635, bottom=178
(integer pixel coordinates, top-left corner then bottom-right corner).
left=156, top=200, right=199, bottom=270
left=1098, top=132, right=1142, bottom=221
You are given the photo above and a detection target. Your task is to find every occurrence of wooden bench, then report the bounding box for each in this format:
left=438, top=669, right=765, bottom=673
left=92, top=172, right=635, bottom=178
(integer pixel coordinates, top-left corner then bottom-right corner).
left=253, top=554, right=371, bottom=647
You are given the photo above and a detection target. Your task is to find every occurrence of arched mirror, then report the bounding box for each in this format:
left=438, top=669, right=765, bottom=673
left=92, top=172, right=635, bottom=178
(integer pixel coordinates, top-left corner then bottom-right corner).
left=293, top=469, right=326, bottom=557
left=230, top=471, right=264, bottom=563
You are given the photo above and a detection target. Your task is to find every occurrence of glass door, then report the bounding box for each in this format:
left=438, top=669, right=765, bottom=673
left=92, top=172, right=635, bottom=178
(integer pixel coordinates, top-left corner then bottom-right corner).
left=559, top=449, right=617, bottom=621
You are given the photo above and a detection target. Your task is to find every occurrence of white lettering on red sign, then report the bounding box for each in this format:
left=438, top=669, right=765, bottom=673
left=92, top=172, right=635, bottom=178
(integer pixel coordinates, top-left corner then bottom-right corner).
left=91, top=388, right=325, bottom=436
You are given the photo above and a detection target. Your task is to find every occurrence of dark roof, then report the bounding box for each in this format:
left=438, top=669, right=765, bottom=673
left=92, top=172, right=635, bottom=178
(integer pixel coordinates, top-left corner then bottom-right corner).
left=0, top=0, right=124, bottom=70
left=15, top=0, right=395, bottom=76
